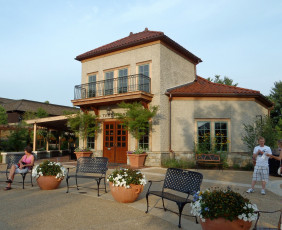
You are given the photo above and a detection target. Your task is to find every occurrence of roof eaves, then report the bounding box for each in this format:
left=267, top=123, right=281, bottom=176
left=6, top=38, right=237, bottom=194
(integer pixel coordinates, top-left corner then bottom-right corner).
left=160, top=35, right=202, bottom=64
left=75, top=33, right=165, bottom=61
left=166, top=80, right=196, bottom=94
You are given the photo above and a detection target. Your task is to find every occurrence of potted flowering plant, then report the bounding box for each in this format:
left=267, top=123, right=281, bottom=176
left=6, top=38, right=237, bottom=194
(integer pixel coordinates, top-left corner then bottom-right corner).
left=127, top=148, right=147, bottom=168
left=32, top=160, right=67, bottom=190
left=191, top=187, right=258, bottom=230
left=74, top=147, right=93, bottom=159
left=107, top=168, right=147, bottom=203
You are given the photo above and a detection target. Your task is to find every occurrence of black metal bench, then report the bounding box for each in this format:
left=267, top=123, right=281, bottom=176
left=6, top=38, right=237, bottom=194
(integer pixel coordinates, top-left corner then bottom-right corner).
left=66, top=157, right=108, bottom=196
left=145, top=168, right=203, bottom=228
left=195, top=154, right=223, bottom=170
left=0, top=154, right=34, bottom=189
left=253, top=209, right=281, bottom=230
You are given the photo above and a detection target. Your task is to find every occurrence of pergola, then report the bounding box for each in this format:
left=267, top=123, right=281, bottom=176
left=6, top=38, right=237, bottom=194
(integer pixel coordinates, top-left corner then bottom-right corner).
left=25, top=115, right=74, bottom=151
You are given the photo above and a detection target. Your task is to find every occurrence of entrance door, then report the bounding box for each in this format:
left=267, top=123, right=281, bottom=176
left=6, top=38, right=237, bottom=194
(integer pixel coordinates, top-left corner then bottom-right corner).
left=103, top=121, right=128, bottom=163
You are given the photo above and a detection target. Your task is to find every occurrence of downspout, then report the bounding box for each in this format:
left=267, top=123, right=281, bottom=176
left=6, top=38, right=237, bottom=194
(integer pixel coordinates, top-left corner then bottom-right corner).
left=169, top=94, right=175, bottom=159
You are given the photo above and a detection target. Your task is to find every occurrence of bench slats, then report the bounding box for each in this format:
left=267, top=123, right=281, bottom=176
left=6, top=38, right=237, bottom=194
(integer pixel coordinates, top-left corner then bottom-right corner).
left=66, top=157, right=108, bottom=196
left=195, top=154, right=223, bottom=170
left=145, top=168, right=203, bottom=228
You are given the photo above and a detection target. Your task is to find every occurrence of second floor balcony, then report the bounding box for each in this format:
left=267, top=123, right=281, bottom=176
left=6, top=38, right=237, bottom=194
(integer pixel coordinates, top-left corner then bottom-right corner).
left=72, top=74, right=153, bottom=108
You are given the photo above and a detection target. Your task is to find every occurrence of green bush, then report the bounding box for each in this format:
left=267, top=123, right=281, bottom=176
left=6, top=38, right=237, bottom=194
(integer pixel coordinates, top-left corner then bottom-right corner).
left=241, top=162, right=254, bottom=171
left=161, top=158, right=195, bottom=169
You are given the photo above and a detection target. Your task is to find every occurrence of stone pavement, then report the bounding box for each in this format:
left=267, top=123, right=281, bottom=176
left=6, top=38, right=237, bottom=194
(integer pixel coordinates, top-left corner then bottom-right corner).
left=0, top=161, right=281, bottom=230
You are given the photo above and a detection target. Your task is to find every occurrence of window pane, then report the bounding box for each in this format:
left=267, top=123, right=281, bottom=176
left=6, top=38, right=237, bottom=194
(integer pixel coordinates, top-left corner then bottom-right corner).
left=118, top=68, right=128, bottom=93
left=105, top=71, right=114, bottom=95
left=88, top=75, right=96, bottom=98
left=197, top=121, right=211, bottom=152
left=138, top=64, right=150, bottom=92
left=215, top=122, right=228, bottom=151
left=138, top=124, right=149, bottom=150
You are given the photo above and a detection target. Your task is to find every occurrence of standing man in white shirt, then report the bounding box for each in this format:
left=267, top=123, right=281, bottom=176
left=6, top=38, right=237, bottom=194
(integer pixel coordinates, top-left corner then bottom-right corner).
left=246, top=136, right=272, bottom=195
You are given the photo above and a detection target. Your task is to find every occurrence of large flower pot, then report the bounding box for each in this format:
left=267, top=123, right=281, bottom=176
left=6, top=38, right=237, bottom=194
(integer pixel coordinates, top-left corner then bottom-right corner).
left=109, top=182, right=144, bottom=203
left=127, top=153, right=147, bottom=168
left=74, top=151, right=93, bottom=159
left=200, top=218, right=252, bottom=230
left=37, top=176, right=62, bottom=190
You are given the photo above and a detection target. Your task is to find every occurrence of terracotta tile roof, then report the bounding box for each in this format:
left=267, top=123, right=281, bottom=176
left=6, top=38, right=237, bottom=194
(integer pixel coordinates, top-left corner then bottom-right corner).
left=75, top=28, right=202, bottom=64
left=166, top=76, right=273, bottom=107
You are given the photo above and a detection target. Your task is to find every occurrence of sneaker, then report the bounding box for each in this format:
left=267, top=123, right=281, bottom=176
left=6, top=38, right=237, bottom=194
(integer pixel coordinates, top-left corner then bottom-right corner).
left=246, top=188, right=254, bottom=193
left=261, top=189, right=266, bottom=195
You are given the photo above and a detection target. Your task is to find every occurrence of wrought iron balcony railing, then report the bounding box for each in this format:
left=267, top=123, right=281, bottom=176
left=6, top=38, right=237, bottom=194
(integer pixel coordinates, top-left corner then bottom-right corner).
left=74, top=74, right=151, bottom=100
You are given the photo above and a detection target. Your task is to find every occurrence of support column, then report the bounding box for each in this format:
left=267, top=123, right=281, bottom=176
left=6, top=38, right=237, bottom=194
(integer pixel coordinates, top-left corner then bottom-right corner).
left=59, top=135, right=61, bottom=151
left=33, top=123, right=37, bottom=151
left=46, top=129, right=49, bottom=151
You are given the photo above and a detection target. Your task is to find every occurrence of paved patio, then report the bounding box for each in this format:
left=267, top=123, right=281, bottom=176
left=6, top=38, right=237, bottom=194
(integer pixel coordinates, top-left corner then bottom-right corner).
left=0, top=160, right=281, bottom=230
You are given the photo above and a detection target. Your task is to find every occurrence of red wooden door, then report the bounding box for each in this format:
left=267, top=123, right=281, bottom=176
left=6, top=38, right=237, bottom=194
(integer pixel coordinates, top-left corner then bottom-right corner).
left=103, top=122, right=128, bottom=163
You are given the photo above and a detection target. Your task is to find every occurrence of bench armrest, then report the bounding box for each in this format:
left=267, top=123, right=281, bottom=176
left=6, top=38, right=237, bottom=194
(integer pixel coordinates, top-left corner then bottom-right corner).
left=146, top=180, right=164, bottom=193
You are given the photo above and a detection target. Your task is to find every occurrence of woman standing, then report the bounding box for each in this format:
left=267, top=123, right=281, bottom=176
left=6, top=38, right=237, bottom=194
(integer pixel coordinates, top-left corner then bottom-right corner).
left=269, top=139, right=282, bottom=161
left=5, top=146, right=35, bottom=190
left=268, top=139, right=282, bottom=176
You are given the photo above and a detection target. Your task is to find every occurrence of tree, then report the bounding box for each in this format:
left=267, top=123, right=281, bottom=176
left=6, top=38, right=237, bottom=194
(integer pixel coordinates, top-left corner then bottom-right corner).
left=242, top=116, right=277, bottom=151
left=268, top=81, right=282, bottom=127
left=207, top=75, right=238, bottom=86
left=0, top=105, right=8, bottom=124
left=23, top=108, right=49, bottom=120
left=67, top=112, right=100, bottom=149
left=36, top=107, right=49, bottom=118
left=6, top=123, right=30, bottom=151
left=116, top=102, right=158, bottom=148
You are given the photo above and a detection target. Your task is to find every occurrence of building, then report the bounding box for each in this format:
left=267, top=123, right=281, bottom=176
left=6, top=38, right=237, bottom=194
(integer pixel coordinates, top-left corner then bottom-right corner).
left=0, top=98, right=79, bottom=150
left=0, top=97, right=79, bottom=123
left=71, top=28, right=272, bottom=166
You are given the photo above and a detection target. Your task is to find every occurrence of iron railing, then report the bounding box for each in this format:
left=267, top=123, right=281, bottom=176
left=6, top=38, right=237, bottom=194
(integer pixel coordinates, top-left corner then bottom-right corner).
left=74, top=74, right=151, bottom=100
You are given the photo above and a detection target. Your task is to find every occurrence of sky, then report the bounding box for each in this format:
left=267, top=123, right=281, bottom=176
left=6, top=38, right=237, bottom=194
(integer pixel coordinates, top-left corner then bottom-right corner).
left=0, top=0, right=281, bottom=107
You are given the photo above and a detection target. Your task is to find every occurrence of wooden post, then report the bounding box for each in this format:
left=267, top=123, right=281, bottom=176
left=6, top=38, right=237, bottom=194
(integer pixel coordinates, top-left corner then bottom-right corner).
left=33, top=123, right=37, bottom=151
left=46, top=129, right=49, bottom=151
left=59, top=135, right=61, bottom=151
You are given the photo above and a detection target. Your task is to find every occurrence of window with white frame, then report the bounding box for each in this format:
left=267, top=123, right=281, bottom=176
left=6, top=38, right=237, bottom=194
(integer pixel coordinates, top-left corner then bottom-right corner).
left=138, top=125, right=149, bottom=150
left=138, top=64, right=150, bottom=92
left=118, top=68, right=128, bottom=93
left=87, top=136, right=95, bottom=149
left=105, top=71, right=114, bottom=95
left=88, top=74, right=96, bottom=98
left=87, top=124, right=95, bottom=149
left=197, top=121, right=229, bottom=152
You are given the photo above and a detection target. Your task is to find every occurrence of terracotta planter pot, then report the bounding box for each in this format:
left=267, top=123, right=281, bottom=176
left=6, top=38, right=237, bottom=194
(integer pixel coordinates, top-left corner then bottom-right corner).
left=37, top=176, right=62, bottom=190
left=127, top=153, right=147, bottom=168
left=200, top=218, right=252, bottom=230
left=109, top=182, right=144, bottom=203
left=74, top=151, right=93, bottom=159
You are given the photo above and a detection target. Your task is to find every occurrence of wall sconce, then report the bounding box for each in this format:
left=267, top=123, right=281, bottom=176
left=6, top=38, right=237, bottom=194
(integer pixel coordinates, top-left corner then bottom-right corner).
left=107, top=107, right=114, bottom=116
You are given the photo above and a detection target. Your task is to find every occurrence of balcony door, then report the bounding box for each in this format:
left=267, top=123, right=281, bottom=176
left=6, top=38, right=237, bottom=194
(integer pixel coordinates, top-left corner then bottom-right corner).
left=118, top=68, right=128, bottom=93
left=105, top=71, right=114, bottom=95
left=103, top=121, right=128, bottom=163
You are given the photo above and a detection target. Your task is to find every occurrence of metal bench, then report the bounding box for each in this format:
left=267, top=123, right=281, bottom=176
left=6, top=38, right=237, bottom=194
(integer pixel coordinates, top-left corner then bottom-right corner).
left=195, top=154, right=223, bottom=170
left=0, top=154, right=34, bottom=189
left=145, top=168, right=203, bottom=228
left=253, top=209, right=281, bottom=230
left=66, top=157, right=108, bottom=196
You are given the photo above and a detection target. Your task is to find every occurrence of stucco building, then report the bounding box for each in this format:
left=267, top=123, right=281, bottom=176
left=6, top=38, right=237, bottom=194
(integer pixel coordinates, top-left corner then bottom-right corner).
left=72, top=28, right=272, bottom=166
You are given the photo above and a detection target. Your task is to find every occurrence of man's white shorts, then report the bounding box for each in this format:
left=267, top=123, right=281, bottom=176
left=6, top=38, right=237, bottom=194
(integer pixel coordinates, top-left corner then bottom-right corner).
left=252, top=166, right=269, bottom=182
